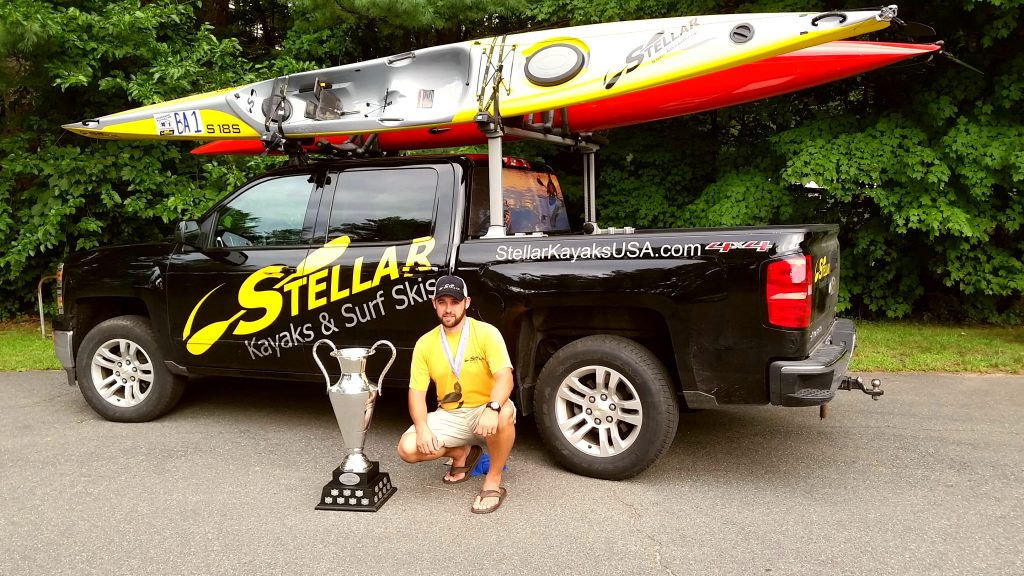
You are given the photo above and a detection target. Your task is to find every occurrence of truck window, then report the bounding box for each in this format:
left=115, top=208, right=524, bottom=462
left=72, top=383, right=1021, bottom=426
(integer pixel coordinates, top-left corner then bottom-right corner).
left=327, top=167, right=437, bottom=242
left=214, top=175, right=313, bottom=247
left=469, top=167, right=571, bottom=237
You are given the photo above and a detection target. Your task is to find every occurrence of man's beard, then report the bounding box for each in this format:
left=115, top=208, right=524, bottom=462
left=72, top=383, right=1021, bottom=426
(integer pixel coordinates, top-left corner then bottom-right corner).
left=440, top=309, right=464, bottom=328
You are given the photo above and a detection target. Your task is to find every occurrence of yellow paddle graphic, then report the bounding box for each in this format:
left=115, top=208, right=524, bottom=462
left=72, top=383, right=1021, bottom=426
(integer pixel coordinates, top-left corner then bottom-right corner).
left=185, top=311, right=246, bottom=355
left=274, top=236, right=351, bottom=289
left=184, top=236, right=353, bottom=355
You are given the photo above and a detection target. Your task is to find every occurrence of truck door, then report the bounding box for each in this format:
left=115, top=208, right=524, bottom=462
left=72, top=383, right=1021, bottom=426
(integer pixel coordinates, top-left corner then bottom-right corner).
left=308, top=163, right=454, bottom=385
left=166, top=172, right=325, bottom=376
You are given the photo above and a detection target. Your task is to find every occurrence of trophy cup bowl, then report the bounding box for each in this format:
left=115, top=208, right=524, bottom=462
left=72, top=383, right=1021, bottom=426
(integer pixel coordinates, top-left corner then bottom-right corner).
left=313, top=339, right=398, bottom=511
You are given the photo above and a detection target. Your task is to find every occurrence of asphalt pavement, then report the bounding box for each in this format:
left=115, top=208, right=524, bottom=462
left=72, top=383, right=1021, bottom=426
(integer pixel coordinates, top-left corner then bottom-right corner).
left=1, top=371, right=1022, bottom=575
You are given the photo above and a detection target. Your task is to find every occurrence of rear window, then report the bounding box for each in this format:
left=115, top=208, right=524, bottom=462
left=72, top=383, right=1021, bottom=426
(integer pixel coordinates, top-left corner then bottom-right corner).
left=468, top=167, right=571, bottom=237
left=327, top=167, right=437, bottom=242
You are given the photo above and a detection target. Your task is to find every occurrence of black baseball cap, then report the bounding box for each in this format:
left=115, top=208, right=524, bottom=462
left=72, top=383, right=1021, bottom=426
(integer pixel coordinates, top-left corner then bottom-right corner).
left=434, top=275, right=468, bottom=301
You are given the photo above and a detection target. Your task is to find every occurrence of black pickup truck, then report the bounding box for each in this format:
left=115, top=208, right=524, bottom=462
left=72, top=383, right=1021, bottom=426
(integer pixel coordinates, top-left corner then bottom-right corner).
left=52, top=153, right=878, bottom=479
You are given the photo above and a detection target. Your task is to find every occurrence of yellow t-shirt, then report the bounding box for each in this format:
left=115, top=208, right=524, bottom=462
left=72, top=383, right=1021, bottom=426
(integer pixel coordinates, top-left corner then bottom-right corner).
left=410, top=318, right=512, bottom=410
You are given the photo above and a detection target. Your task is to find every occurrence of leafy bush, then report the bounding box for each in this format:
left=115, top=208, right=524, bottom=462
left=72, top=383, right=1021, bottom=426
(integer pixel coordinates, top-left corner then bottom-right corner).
left=0, top=0, right=273, bottom=317
left=0, top=0, right=1021, bottom=323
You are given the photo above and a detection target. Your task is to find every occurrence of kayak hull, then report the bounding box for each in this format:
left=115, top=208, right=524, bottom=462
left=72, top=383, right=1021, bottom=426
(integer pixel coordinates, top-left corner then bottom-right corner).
left=64, top=8, right=900, bottom=142
left=190, top=41, right=940, bottom=155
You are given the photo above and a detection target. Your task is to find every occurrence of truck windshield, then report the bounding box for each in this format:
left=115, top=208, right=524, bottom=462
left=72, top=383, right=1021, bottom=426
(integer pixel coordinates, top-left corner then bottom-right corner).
left=468, top=166, right=571, bottom=237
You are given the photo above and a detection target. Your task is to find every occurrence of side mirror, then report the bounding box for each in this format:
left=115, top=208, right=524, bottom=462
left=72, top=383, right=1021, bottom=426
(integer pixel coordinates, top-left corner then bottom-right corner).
left=175, top=220, right=201, bottom=247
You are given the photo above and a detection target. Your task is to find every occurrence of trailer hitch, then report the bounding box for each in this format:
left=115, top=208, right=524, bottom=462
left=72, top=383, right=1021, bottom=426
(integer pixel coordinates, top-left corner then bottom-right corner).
left=839, top=376, right=883, bottom=400
left=820, top=376, right=883, bottom=419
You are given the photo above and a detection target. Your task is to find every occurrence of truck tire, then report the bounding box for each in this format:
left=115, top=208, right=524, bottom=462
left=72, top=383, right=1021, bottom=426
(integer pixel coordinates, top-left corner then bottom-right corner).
left=75, top=315, right=185, bottom=423
left=534, top=335, right=679, bottom=480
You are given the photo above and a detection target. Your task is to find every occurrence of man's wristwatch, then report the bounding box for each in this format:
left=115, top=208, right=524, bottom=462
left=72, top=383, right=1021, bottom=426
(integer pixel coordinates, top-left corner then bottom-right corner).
left=485, top=401, right=501, bottom=412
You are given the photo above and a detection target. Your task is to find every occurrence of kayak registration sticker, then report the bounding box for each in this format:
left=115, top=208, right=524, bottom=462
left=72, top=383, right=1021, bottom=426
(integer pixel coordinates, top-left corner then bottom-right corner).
left=154, top=110, right=205, bottom=136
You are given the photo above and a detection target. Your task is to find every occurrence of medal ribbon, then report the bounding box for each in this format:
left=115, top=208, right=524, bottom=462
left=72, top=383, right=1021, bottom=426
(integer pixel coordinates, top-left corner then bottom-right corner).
left=440, top=318, right=471, bottom=380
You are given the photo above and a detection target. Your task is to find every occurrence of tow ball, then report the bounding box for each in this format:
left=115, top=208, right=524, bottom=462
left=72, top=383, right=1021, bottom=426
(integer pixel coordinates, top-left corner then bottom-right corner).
left=839, top=376, right=884, bottom=400
left=820, top=376, right=883, bottom=419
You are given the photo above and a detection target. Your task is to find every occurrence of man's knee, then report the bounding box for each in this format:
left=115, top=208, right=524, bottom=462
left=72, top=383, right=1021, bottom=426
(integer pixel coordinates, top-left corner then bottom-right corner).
left=493, top=401, right=516, bottom=428
left=396, top=433, right=418, bottom=463
left=498, top=403, right=516, bottom=430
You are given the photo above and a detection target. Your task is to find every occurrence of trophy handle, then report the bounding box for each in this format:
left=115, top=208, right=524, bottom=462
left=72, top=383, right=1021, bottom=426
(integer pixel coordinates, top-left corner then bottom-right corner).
left=312, top=339, right=340, bottom=390
left=368, top=340, right=397, bottom=395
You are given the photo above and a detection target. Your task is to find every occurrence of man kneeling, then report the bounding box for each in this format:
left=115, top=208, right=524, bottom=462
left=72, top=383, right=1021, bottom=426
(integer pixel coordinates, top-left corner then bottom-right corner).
left=396, top=275, right=516, bottom=514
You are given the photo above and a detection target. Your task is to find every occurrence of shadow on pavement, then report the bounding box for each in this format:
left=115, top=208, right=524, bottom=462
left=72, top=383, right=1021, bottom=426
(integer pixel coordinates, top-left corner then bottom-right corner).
left=170, top=375, right=843, bottom=484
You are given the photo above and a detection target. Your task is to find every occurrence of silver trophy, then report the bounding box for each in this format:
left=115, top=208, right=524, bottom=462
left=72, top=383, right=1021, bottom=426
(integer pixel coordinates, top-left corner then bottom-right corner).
left=313, top=339, right=398, bottom=512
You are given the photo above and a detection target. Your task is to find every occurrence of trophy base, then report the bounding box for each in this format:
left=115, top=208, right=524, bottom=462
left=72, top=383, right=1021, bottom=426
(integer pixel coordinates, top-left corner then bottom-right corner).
left=315, top=462, right=396, bottom=512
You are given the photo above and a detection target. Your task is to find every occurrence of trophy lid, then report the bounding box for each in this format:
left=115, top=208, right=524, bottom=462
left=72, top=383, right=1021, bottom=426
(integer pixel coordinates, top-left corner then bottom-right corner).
left=333, top=347, right=373, bottom=360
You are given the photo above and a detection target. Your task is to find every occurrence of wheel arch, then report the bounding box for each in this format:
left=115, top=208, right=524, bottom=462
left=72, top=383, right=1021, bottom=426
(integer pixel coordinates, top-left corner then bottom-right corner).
left=71, top=297, right=152, bottom=361
left=511, top=303, right=680, bottom=416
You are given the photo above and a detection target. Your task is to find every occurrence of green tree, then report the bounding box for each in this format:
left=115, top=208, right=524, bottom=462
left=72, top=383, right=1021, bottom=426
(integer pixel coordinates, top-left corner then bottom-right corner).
left=0, top=0, right=270, bottom=318
left=533, top=0, right=1023, bottom=322
left=279, top=0, right=530, bottom=66
left=0, top=0, right=1021, bottom=324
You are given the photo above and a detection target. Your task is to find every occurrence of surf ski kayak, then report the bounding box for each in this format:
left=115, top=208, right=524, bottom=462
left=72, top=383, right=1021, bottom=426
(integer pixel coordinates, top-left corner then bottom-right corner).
left=64, top=7, right=900, bottom=143
left=190, top=40, right=939, bottom=155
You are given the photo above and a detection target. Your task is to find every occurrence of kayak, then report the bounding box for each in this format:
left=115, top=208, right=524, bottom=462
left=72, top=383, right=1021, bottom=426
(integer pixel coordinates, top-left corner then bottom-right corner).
left=63, top=7, right=900, bottom=142
left=190, top=40, right=940, bottom=155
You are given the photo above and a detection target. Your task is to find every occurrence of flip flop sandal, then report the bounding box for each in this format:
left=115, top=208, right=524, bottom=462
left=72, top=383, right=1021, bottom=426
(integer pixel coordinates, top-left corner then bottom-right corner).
left=442, top=444, right=483, bottom=484
left=471, top=487, right=507, bottom=514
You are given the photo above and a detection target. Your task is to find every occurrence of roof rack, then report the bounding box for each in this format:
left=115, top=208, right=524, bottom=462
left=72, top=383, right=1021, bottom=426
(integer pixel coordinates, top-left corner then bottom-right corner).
left=474, top=104, right=604, bottom=238
left=473, top=37, right=607, bottom=237
left=263, top=132, right=384, bottom=165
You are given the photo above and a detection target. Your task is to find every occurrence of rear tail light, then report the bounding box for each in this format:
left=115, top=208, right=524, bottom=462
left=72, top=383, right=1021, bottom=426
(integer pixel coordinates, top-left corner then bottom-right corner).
left=502, top=157, right=531, bottom=169
left=766, top=255, right=812, bottom=328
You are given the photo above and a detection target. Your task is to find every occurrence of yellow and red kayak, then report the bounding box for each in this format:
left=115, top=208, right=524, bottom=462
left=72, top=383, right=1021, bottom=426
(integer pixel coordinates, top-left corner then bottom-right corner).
left=191, top=41, right=940, bottom=155
left=63, top=7, right=900, bottom=142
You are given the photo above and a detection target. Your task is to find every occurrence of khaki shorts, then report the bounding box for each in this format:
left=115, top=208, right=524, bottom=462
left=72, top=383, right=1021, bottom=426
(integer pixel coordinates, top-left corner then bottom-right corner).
left=404, top=402, right=517, bottom=448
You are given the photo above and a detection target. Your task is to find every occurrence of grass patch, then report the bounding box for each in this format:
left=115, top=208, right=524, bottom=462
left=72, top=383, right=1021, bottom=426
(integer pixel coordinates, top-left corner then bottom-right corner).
left=0, top=317, right=1020, bottom=374
left=0, top=319, right=62, bottom=372
left=850, top=321, right=1024, bottom=374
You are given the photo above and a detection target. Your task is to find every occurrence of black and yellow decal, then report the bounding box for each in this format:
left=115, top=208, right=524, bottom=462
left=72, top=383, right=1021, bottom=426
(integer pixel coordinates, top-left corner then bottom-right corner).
left=182, top=235, right=435, bottom=355
left=814, top=255, right=832, bottom=283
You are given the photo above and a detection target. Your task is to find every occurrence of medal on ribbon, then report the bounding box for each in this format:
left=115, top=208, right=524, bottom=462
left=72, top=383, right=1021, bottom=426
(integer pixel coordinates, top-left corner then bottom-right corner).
left=439, top=318, right=470, bottom=408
